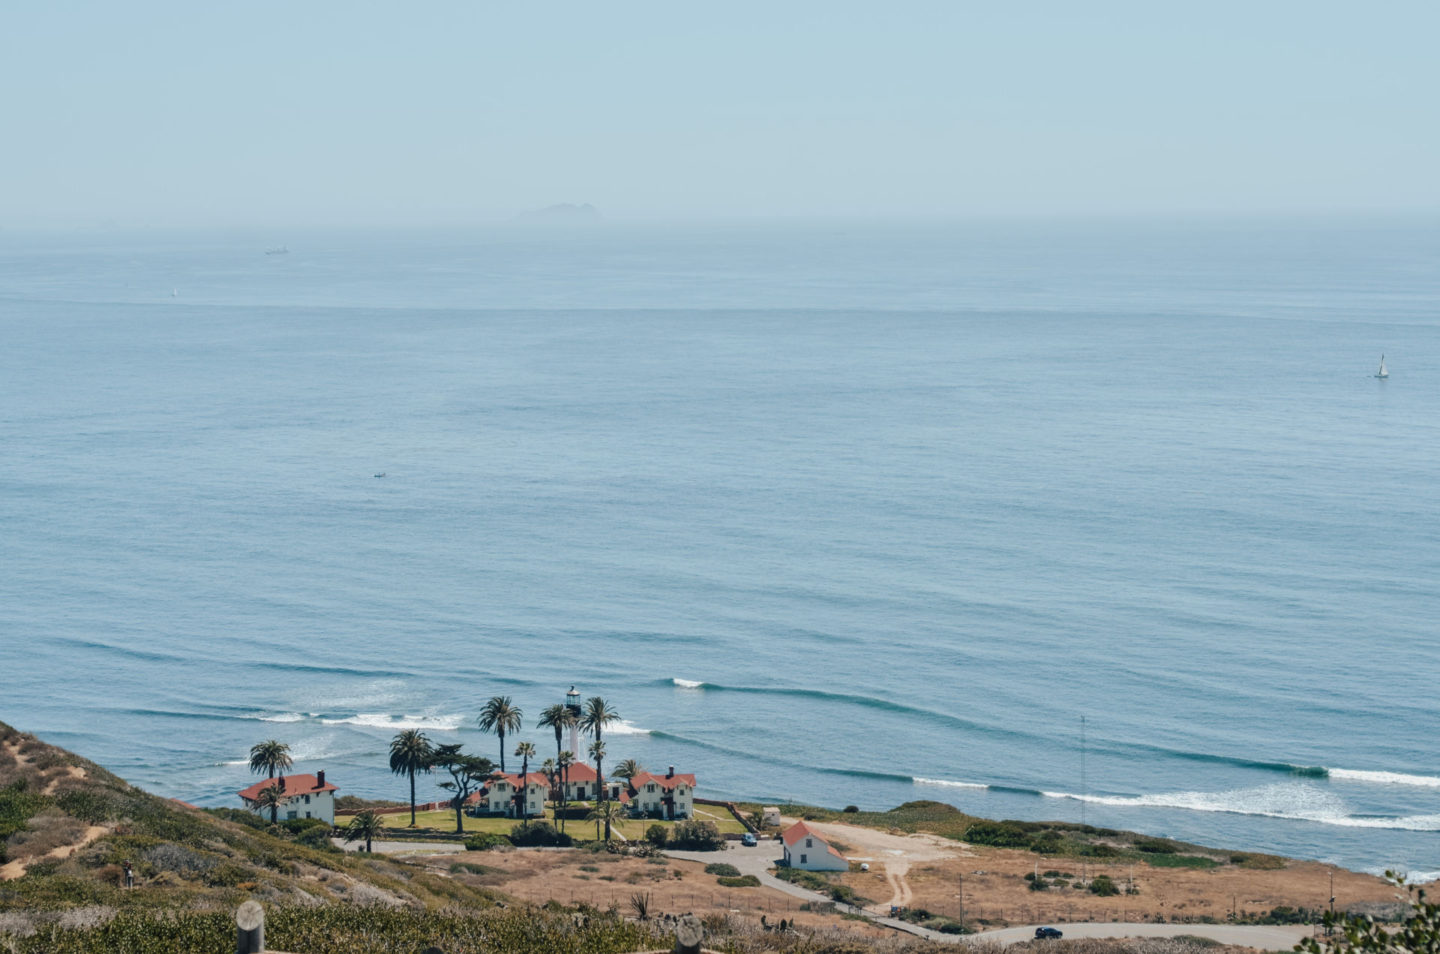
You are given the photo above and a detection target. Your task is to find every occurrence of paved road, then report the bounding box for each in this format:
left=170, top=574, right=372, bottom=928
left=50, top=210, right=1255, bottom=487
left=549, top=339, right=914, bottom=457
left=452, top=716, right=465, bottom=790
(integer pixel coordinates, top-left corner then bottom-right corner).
left=970, top=922, right=1314, bottom=950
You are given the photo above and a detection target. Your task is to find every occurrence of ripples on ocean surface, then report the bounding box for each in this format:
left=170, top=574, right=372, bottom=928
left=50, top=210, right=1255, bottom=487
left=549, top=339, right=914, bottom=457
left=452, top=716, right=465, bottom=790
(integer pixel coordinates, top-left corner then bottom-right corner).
left=1, top=220, right=1437, bottom=876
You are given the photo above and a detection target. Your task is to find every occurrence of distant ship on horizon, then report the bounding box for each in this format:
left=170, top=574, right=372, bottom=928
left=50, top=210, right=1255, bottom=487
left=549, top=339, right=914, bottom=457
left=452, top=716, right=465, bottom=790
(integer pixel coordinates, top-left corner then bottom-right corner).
left=265, top=245, right=289, bottom=255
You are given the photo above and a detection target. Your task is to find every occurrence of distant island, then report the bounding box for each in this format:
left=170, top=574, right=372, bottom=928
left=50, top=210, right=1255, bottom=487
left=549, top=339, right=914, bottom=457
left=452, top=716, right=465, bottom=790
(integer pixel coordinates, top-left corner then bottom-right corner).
left=513, top=203, right=603, bottom=225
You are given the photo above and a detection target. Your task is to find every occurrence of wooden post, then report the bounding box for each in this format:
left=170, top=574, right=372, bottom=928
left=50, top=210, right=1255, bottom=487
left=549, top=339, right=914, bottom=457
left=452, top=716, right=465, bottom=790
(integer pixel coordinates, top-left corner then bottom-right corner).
left=673, top=913, right=703, bottom=954
left=236, top=901, right=264, bottom=954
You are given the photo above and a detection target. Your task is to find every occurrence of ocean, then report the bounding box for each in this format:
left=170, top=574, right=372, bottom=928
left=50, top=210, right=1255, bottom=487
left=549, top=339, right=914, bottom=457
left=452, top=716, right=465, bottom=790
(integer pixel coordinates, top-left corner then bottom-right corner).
left=1, top=218, right=1437, bottom=880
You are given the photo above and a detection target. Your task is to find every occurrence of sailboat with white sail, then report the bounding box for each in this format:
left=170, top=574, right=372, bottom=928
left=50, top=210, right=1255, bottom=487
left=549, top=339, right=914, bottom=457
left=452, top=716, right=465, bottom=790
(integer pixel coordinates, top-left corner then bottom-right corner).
left=1375, top=355, right=1388, bottom=379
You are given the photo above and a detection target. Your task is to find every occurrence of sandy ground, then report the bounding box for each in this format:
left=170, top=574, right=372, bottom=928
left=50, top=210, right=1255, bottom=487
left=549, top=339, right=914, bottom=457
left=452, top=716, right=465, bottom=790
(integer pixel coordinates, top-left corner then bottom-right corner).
left=412, top=847, right=892, bottom=938
left=793, top=819, right=1402, bottom=927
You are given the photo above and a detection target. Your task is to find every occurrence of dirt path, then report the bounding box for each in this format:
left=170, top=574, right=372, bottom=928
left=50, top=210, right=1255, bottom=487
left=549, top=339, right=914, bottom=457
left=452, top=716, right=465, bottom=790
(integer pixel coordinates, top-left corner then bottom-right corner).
left=0, top=825, right=107, bottom=881
left=882, top=860, right=914, bottom=909
left=785, top=818, right=962, bottom=915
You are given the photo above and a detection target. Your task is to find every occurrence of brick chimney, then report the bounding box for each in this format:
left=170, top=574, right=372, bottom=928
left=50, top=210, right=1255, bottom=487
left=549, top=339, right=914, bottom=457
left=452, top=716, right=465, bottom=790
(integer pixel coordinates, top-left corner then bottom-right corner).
left=316, top=770, right=325, bottom=789
left=277, top=775, right=286, bottom=792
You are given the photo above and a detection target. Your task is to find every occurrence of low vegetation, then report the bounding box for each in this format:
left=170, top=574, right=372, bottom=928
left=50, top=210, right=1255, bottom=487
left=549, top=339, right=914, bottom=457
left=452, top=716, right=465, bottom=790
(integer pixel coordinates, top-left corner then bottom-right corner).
left=5, top=904, right=657, bottom=954
left=740, top=799, right=1281, bottom=873
left=0, top=721, right=501, bottom=921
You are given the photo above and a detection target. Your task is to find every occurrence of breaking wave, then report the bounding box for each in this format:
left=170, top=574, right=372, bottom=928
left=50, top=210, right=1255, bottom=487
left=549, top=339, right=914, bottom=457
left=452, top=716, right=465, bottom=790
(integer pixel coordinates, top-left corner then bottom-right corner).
left=912, top=777, right=987, bottom=791
left=605, top=720, right=652, bottom=736
left=1039, top=783, right=1440, bottom=832
left=318, top=713, right=464, bottom=731
left=1328, top=768, right=1440, bottom=789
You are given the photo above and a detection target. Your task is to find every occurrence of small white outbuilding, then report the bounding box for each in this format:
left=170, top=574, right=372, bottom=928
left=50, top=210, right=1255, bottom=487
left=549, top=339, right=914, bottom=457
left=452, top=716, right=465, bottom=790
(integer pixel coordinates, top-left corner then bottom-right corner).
left=780, top=820, right=849, bottom=871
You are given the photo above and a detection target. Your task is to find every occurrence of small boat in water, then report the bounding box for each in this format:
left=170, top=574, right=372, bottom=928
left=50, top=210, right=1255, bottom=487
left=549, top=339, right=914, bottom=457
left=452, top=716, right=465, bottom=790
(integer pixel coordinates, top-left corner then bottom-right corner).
left=1375, top=355, right=1389, bottom=379
left=265, top=245, right=289, bottom=255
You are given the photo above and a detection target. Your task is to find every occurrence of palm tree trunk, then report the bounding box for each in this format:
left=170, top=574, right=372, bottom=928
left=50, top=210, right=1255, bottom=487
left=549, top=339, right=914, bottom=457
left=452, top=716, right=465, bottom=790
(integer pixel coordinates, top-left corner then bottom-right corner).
left=498, top=731, right=506, bottom=772
left=409, top=770, right=417, bottom=827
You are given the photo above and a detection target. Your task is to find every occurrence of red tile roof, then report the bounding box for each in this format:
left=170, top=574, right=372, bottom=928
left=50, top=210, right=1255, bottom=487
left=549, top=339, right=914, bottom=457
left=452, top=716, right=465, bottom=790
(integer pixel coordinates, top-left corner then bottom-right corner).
left=492, top=771, right=551, bottom=788
left=562, top=762, right=598, bottom=783
left=629, top=770, right=696, bottom=792
left=781, top=820, right=846, bottom=861
left=237, top=774, right=337, bottom=802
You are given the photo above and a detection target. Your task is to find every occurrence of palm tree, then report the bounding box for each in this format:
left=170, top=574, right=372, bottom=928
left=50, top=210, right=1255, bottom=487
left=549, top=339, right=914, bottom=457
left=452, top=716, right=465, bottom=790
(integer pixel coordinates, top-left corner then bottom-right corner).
left=556, top=750, right=575, bottom=833
left=587, top=799, right=623, bottom=844
left=537, top=704, right=576, bottom=762
left=388, top=729, right=433, bottom=827
left=613, top=758, right=643, bottom=782
left=248, top=740, right=292, bottom=779
left=342, top=810, right=384, bottom=853
left=514, top=741, right=537, bottom=823
left=589, top=739, right=611, bottom=842
left=477, top=696, right=523, bottom=772
left=252, top=782, right=284, bottom=824
left=580, top=696, right=620, bottom=748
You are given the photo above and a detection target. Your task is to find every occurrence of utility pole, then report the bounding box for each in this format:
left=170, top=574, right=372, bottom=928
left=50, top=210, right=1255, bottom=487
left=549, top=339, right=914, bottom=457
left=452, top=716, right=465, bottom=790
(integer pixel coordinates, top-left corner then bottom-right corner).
left=1328, top=870, right=1335, bottom=936
left=958, top=871, right=965, bottom=931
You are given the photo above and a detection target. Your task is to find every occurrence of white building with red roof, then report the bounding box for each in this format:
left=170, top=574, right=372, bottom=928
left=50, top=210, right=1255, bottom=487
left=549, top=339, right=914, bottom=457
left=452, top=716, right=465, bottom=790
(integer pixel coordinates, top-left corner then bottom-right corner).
left=237, top=771, right=338, bottom=825
left=621, top=766, right=696, bottom=820
left=560, top=761, right=600, bottom=803
left=781, top=820, right=848, bottom=871
left=474, top=771, right=549, bottom=817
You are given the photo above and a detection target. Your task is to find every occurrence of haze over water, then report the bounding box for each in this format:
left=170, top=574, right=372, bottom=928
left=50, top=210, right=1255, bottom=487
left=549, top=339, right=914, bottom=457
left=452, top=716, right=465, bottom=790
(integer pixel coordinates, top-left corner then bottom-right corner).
left=2, top=219, right=1438, bottom=879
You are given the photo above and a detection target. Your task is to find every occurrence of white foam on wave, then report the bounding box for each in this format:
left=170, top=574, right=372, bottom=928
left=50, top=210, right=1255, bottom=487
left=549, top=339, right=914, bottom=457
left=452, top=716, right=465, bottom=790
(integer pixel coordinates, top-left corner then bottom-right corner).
left=913, top=776, right=987, bottom=790
left=256, top=712, right=307, bottom=723
left=606, top=720, right=652, bottom=736
left=672, top=678, right=704, bottom=689
left=319, top=713, right=463, bottom=731
left=1403, top=870, right=1440, bottom=884
left=1040, top=782, right=1440, bottom=832
left=1329, top=768, right=1440, bottom=789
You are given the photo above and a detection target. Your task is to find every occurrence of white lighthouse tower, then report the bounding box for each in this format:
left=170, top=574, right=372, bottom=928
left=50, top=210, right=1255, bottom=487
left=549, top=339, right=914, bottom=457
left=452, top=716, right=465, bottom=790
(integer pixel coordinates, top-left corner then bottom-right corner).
left=565, top=686, right=582, bottom=758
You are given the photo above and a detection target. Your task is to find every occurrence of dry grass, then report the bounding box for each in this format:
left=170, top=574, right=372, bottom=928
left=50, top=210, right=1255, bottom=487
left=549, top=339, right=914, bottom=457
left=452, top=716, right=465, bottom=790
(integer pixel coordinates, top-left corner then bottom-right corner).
left=5, top=808, right=89, bottom=861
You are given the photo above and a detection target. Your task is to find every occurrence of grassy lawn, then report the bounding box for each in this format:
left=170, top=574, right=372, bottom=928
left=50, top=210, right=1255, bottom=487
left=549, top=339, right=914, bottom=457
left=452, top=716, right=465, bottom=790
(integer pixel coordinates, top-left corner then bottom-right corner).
left=367, top=804, right=745, bottom=839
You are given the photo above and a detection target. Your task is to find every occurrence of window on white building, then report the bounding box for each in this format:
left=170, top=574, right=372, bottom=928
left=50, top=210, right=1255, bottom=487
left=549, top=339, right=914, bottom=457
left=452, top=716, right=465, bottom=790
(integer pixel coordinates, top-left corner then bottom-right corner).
left=800, top=854, right=807, bottom=864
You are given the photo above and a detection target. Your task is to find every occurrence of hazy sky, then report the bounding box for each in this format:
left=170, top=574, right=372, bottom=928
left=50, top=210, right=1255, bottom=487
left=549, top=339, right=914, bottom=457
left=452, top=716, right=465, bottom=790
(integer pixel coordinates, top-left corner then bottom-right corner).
left=4, top=1, right=1437, bottom=227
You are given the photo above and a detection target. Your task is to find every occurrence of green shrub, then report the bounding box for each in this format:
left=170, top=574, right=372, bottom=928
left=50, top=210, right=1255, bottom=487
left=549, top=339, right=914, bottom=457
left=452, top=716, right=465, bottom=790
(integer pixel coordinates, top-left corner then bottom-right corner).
left=1089, top=875, right=1120, bottom=896
left=1134, top=837, right=1179, bottom=854
left=704, top=863, right=741, bottom=877
left=718, top=875, right=760, bottom=887
left=668, top=820, right=724, bottom=851
left=295, top=826, right=340, bottom=853
left=282, top=817, right=331, bottom=835
left=1145, top=853, right=1219, bottom=869
left=963, top=821, right=1033, bottom=848
left=843, top=805, right=859, bottom=813
left=464, top=833, right=512, bottom=851
left=509, top=822, right=571, bottom=847
left=644, top=824, right=668, bottom=848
